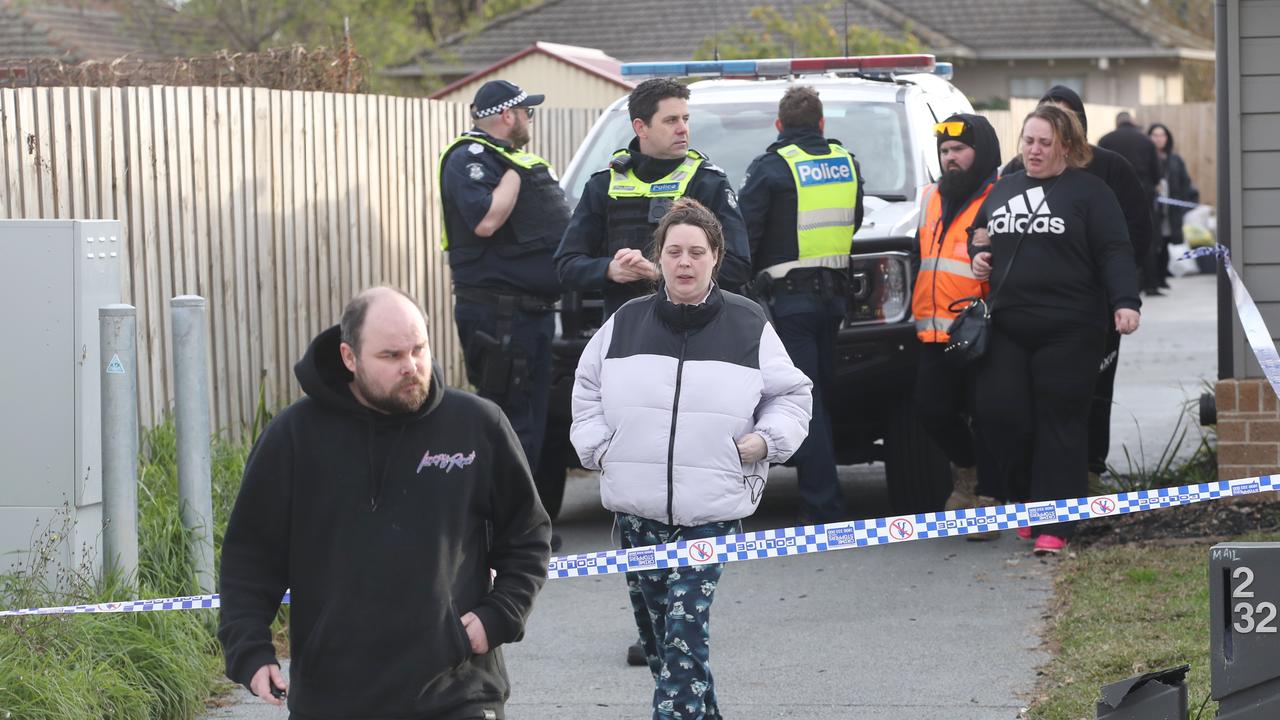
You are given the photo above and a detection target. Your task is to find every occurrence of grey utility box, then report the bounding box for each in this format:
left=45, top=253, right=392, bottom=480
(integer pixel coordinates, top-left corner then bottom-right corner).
left=0, top=220, right=122, bottom=584
left=1209, top=543, right=1280, bottom=719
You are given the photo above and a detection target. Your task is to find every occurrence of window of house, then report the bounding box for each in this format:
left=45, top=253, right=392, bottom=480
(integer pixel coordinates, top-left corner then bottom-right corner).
left=1010, top=75, right=1085, bottom=98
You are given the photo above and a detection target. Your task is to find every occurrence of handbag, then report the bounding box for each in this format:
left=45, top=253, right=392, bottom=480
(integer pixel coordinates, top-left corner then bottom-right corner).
left=943, top=296, right=990, bottom=366
left=942, top=179, right=1059, bottom=367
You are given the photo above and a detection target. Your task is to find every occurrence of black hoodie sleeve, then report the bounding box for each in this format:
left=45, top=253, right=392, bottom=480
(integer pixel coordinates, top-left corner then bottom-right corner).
left=217, top=414, right=294, bottom=689
left=555, top=171, right=613, bottom=291
left=737, top=153, right=774, bottom=272
left=469, top=407, right=552, bottom=649
left=1094, top=149, right=1154, bottom=264
left=691, top=168, right=752, bottom=292
left=1084, top=182, right=1142, bottom=313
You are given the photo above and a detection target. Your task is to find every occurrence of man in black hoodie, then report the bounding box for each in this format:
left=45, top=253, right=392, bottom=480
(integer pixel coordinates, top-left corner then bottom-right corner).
left=218, top=286, right=552, bottom=720
left=1003, top=85, right=1154, bottom=491
left=738, top=85, right=864, bottom=525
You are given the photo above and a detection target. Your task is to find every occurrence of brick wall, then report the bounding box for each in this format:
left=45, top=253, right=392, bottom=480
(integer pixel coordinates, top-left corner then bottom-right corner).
left=1217, top=379, right=1280, bottom=480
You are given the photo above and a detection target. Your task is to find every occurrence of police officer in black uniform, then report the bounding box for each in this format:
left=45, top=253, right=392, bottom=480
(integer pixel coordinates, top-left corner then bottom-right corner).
left=438, top=80, right=569, bottom=531
left=555, top=77, right=751, bottom=315
left=554, top=77, right=750, bottom=669
left=738, top=86, right=863, bottom=524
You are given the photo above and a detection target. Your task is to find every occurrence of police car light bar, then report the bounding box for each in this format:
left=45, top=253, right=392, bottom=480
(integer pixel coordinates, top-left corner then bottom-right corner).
left=620, top=54, right=937, bottom=79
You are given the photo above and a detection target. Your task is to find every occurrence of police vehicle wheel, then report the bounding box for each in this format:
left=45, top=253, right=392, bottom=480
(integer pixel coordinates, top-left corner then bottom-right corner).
left=884, top=396, right=951, bottom=515
left=535, top=427, right=570, bottom=521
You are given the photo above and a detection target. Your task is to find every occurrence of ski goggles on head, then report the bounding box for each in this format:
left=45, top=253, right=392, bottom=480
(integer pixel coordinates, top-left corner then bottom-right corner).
left=935, top=120, right=969, bottom=138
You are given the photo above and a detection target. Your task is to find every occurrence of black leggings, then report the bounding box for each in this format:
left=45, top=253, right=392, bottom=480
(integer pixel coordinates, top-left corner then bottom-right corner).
left=974, top=309, right=1105, bottom=539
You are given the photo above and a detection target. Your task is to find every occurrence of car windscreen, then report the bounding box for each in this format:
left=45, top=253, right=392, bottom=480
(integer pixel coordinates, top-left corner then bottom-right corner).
left=561, top=99, right=913, bottom=206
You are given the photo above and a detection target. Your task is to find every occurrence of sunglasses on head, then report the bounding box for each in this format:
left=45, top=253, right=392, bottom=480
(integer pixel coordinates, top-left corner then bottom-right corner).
left=935, top=120, right=968, bottom=138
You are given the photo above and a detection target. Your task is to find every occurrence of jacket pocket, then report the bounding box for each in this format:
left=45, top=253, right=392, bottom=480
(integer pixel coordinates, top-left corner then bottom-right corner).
left=595, top=429, right=617, bottom=468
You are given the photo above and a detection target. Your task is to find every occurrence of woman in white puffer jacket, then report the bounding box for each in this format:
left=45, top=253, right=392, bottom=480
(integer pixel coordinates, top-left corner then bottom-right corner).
left=571, top=198, right=812, bottom=720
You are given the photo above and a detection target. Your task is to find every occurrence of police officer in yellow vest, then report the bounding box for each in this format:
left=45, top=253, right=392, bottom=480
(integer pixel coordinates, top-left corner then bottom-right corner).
left=556, top=78, right=751, bottom=317
left=910, top=113, right=1001, bottom=524
left=738, top=86, right=863, bottom=524
left=438, top=80, right=569, bottom=529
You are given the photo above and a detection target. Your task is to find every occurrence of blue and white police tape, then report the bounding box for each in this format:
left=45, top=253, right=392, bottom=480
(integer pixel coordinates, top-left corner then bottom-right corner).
left=1157, top=195, right=1202, bottom=210
left=546, top=475, right=1274, bottom=578
left=3, top=474, right=1274, bottom=617
left=1183, top=244, right=1280, bottom=401
left=0, top=591, right=291, bottom=619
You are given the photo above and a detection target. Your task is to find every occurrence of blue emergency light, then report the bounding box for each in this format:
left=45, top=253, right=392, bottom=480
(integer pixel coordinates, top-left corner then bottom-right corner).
left=620, top=55, right=944, bottom=80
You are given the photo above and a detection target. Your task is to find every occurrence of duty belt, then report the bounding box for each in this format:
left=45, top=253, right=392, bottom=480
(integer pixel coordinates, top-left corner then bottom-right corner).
left=454, top=287, right=557, bottom=313
left=773, top=267, right=848, bottom=297
left=761, top=254, right=850, bottom=279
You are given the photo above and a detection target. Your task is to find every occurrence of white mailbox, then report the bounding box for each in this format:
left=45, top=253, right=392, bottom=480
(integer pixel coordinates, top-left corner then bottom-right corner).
left=0, top=219, right=122, bottom=583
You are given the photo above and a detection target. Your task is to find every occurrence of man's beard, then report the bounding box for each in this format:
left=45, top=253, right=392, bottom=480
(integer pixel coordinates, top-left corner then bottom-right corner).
left=510, top=123, right=530, bottom=149
left=354, top=371, right=428, bottom=414
left=938, top=165, right=983, bottom=203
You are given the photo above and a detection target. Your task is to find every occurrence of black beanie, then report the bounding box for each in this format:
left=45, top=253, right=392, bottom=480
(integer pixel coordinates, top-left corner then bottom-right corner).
left=1039, top=85, right=1088, bottom=134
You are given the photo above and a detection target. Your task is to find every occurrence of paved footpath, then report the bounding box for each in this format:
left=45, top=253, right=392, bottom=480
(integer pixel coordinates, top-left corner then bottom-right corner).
left=202, top=273, right=1217, bottom=720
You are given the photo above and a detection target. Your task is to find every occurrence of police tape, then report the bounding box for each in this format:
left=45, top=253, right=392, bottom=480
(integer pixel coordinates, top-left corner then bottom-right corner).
left=1157, top=195, right=1201, bottom=209
left=1188, top=244, right=1280, bottom=401
left=2, top=474, right=1274, bottom=617
left=546, top=477, right=1275, bottom=578
left=3, top=246, right=1275, bottom=617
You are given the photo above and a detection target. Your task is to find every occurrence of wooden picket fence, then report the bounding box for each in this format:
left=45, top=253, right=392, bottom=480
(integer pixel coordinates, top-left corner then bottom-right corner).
left=0, top=85, right=600, bottom=439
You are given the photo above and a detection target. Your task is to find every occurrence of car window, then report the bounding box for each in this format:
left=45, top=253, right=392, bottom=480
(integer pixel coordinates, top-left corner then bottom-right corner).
left=561, top=99, right=913, bottom=206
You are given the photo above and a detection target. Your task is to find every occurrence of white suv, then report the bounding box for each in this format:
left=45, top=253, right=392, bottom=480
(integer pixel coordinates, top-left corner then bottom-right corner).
left=537, top=57, right=974, bottom=518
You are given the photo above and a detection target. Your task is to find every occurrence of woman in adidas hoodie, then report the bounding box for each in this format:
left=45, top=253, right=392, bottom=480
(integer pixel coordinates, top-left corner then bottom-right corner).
left=571, top=198, right=812, bottom=720
left=969, top=105, right=1141, bottom=556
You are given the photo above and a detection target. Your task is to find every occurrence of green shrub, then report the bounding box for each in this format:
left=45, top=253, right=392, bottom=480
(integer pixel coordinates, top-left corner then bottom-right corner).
left=0, top=422, right=251, bottom=720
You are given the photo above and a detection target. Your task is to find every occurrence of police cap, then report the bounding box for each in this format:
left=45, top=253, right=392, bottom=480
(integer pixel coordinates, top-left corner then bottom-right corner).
left=471, top=80, right=545, bottom=119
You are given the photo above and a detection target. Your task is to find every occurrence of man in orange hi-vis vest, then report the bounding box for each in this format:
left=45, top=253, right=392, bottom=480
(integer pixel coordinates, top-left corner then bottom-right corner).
left=910, top=114, right=1002, bottom=536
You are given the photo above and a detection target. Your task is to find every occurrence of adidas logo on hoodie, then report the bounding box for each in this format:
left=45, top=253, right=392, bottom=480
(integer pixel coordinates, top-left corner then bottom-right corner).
left=989, top=185, right=1066, bottom=235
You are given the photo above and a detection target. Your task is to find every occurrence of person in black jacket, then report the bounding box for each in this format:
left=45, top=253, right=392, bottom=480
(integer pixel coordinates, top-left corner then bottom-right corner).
left=218, top=286, right=552, bottom=719
left=555, top=78, right=751, bottom=318
left=1100, top=112, right=1162, bottom=210
left=1148, top=122, right=1200, bottom=288
left=1101, top=112, right=1164, bottom=295
left=1003, top=85, right=1154, bottom=488
left=970, top=106, right=1140, bottom=556
left=737, top=85, right=863, bottom=524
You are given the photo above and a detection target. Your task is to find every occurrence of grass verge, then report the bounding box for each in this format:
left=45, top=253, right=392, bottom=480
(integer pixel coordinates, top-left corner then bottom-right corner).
left=0, top=423, right=252, bottom=720
left=1029, top=531, right=1280, bottom=720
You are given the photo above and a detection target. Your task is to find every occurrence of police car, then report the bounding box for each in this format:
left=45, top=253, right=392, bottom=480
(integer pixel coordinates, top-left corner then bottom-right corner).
left=536, top=55, right=974, bottom=519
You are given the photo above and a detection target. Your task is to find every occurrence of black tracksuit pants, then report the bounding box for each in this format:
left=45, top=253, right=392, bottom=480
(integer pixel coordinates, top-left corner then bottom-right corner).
left=914, top=343, right=998, bottom=498
left=1087, top=328, right=1122, bottom=475
left=974, top=309, right=1105, bottom=539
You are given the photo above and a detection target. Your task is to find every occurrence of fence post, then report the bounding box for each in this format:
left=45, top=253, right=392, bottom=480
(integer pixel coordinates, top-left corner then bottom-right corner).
left=100, top=304, right=139, bottom=588
left=171, top=295, right=215, bottom=594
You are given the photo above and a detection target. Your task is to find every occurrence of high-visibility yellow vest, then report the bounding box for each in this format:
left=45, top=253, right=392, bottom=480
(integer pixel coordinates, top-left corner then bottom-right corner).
left=777, top=142, right=859, bottom=261
left=437, top=133, right=557, bottom=251
left=911, top=184, right=992, bottom=343
left=606, top=149, right=703, bottom=198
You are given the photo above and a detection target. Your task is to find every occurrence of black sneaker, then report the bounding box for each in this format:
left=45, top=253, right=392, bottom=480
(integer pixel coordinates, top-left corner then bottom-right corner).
left=626, top=641, right=647, bottom=667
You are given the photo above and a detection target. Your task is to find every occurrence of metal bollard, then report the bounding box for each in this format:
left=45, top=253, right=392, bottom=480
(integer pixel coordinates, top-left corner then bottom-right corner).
left=171, top=295, right=215, bottom=594
left=100, top=304, right=139, bottom=588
